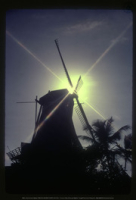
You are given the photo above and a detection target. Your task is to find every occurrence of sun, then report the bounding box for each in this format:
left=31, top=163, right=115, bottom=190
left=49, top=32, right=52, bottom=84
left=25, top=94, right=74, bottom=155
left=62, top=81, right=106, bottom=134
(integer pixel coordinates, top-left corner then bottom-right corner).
left=53, top=63, right=98, bottom=105
left=67, top=86, right=75, bottom=94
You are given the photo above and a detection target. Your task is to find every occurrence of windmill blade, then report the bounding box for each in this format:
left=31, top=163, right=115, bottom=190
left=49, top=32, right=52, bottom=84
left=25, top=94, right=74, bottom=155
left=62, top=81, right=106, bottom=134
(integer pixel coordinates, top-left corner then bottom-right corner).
left=75, top=97, right=95, bottom=142
left=74, top=76, right=83, bottom=93
left=76, top=78, right=83, bottom=93
left=17, top=96, right=39, bottom=138
left=75, top=105, right=87, bottom=130
left=16, top=101, right=35, bottom=103
left=55, top=39, right=73, bottom=88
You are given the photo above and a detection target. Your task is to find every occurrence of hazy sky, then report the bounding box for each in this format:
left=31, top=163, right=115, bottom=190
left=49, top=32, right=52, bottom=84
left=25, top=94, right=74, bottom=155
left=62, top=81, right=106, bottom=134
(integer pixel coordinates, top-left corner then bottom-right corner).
left=5, top=9, right=132, bottom=174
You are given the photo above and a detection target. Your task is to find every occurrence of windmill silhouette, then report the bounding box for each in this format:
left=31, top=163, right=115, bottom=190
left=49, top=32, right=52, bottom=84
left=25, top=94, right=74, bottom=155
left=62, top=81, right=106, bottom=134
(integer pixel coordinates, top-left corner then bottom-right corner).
left=6, top=40, right=94, bottom=169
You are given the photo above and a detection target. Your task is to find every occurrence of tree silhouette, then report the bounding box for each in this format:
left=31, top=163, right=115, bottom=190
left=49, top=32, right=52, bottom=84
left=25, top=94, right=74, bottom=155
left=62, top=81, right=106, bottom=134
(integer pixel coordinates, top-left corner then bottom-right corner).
left=114, top=134, right=132, bottom=170
left=78, top=117, right=131, bottom=174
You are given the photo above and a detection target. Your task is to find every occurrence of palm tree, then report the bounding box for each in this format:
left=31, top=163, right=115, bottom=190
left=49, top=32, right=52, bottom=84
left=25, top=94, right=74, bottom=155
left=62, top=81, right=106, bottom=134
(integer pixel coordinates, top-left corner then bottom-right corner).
left=78, top=117, right=130, bottom=173
left=114, top=134, right=132, bottom=170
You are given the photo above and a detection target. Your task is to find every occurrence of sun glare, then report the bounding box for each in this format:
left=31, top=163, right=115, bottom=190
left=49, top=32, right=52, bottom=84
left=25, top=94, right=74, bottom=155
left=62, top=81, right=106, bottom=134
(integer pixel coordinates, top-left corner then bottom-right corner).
left=57, top=74, right=79, bottom=90
left=56, top=72, right=96, bottom=103
left=68, top=86, right=75, bottom=94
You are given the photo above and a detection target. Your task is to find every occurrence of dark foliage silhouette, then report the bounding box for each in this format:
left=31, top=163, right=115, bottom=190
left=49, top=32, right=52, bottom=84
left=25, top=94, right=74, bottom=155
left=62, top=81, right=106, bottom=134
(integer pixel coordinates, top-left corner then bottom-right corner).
left=78, top=117, right=131, bottom=173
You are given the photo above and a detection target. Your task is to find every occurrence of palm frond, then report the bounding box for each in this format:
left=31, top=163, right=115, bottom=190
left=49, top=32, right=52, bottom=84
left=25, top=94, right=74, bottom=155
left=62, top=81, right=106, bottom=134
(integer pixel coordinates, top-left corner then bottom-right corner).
left=78, top=135, right=93, bottom=142
left=119, top=125, right=131, bottom=132
left=105, top=117, right=114, bottom=135
left=92, top=118, right=115, bottom=140
left=109, top=132, right=121, bottom=143
left=92, top=120, right=106, bottom=139
left=113, top=145, right=132, bottom=163
left=107, top=117, right=114, bottom=124
left=109, top=125, right=130, bottom=143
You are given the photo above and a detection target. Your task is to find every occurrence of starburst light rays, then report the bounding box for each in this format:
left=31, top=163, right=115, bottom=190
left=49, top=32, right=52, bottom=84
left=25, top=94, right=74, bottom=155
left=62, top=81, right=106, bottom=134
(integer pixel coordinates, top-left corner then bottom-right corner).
left=6, top=31, right=63, bottom=83
left=83, top=22, right=132, bottom=78
left=34, top=92, right=70, bottom=138
left=84, top=100, right=106, bottom=120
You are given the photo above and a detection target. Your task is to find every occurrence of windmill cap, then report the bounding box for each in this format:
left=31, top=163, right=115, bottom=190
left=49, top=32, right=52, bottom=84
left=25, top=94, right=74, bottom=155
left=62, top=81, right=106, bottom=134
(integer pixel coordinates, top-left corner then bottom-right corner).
left=39, top=89, right=69, bottom=106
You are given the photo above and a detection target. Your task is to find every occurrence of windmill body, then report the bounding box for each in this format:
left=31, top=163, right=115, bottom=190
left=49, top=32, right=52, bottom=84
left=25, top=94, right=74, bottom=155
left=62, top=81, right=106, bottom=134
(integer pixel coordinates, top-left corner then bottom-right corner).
left=25, top=89, right=82, bottom=166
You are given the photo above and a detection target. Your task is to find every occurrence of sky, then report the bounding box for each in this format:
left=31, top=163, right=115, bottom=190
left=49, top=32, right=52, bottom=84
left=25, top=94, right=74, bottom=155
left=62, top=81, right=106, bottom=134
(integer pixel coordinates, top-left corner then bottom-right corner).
left=5, top=9, right=132, bottom=175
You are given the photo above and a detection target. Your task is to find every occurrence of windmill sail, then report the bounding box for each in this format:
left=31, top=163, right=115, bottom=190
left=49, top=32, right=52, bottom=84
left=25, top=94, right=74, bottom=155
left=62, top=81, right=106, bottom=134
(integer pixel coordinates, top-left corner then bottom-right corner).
left=75, top=105, right=87, bottom=130
left=75, top=98, right=95, bottom=141
left=75, top=76, right=83, bottom=93
left=55, top=39, right=73, bottom=88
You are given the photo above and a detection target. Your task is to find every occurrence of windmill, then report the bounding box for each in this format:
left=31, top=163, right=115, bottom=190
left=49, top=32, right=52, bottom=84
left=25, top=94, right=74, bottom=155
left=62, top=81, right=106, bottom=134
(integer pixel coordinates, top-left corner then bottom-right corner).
left=7, top=40, right=95, bottom=167
left=6, top=40, right=96, bottom=193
